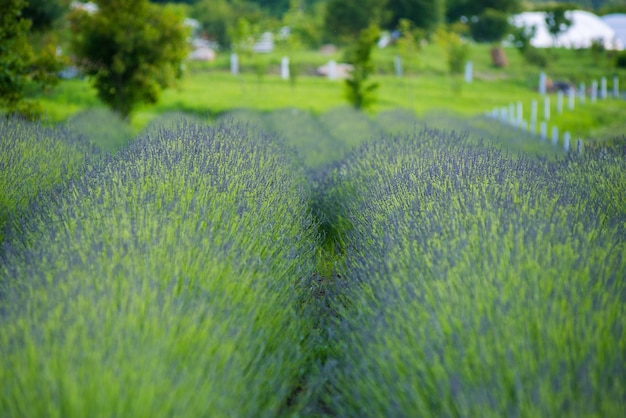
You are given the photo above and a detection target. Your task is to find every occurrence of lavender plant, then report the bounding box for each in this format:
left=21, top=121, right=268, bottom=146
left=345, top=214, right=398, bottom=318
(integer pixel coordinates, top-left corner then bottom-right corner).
left=0, top=116, right=95, bottom=248
left=0, top=120, right=320, bottom=417
left=318, top=130, right=626, bottom=417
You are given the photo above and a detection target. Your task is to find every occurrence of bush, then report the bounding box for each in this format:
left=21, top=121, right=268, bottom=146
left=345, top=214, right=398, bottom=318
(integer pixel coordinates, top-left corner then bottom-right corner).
left=469, top=8, right=510, bottom=43
left=523, top=46, right=549, bottom=68
left=615, top=50, right=626, bottom=69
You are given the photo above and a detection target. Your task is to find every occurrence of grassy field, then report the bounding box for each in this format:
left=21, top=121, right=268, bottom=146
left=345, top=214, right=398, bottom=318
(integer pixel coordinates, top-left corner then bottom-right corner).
left=31, top=44, right=625, bottom=148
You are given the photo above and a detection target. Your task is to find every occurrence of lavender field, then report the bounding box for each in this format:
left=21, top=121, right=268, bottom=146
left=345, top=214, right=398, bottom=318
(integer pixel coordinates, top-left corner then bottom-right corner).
left=1, top=113, right=624, bottom=417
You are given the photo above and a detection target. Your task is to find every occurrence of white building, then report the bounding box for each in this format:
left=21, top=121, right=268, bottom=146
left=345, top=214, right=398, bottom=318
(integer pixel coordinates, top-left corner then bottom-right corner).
left=511, top=10, right=623, bottom=50
left=602, top=14, right=626, bottom=49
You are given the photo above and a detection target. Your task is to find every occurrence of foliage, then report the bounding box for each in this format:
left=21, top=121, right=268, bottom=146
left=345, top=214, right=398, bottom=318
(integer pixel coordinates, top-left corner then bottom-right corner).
left=69, top=0, right=189, bottom=119
left=395, top=18, right=424, bottom=73
left=447, top=0, right=521, bottom=22
left=387, top=0, right=445, bottom=33
left=469, top=8, right=511, bottom=43
left=589, top=37, right=608, bottom=62
left=192, top=0, right=267, bottom=49
left=616, top=50, right=626, bottom=69
left=344, top=25, right=380, bottom=110
left=324, top=0, right=389, bottom=43
left=0, top=119, right=319, bottom=417
left=0, top=0, right=65, bottom=118
left=280, top=0, right=325, bottom=49
left=523, top=46, right=549, bottom=68
left=21, top=0, right=66, bottom=31
left=509, top=23, right=537, bottom=54
left=191, top=0, right=235, bottom=48
left=544, top=4, right=574, bottom=44
left=434, top=27, right=470, bottom=75
left=314, top=129, right=626, bottom=417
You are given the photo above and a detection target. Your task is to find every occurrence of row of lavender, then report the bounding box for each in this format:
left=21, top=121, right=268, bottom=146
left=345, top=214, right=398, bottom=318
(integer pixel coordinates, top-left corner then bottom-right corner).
left=313, top=128, right=626, bottom=416
left=2, top=113, right=624, bottom=416
left=0, top=117, right=320, bottom=417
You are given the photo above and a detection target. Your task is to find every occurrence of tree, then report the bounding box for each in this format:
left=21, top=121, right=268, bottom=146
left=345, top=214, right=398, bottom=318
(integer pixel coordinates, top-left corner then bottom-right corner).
left=248, top=0, right=290, bottom=17
left=280, top=0, right=324, bottom=49
left=192, top=0, right=235, bottom=48
left=395, top=19, right=423, bottom=74
left=22, top=0, right=67, bottom=31
left=344, top=24, right=380, bottom=110
left=1, top=0, right=64, bottom=118
left=69, top=0, right=189, bottom=119
left=387, top=0, right=445, bottom=33
left=446, top=0, right=521, bottom=22
left=544, top=4, right=574, bottom=47
left=434, top=27, right=470, bottom=93
left=324, top=0, right=388, bottom=43
left=469, top=8, right=510, bottom=43
left=192, top=0, right=267, bottom=49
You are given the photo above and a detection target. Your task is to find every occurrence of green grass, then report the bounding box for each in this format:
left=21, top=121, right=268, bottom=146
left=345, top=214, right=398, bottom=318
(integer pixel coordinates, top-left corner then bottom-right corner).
left=29, top=43, right=625, bottom=145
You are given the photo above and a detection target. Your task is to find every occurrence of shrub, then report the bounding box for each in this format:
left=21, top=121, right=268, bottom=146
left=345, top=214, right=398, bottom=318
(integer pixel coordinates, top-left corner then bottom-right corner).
left=615, top=50, right=626, bottom=69
left=469, top=8, right=510, bottom=43
left=344, top=24, right=380, bottom=110
left=523, top=46, right=549, bottom=68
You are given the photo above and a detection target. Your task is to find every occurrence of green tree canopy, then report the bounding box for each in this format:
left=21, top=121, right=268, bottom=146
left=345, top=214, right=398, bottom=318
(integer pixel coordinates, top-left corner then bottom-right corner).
left=544, top=4, right=575, bottom=44
left=22, top=0, right=67, bottom=31
left=387, top=0, right=445, bottom=33
left=344, top=24, right=380, bottom=109
left=1, top=0, right=64, bottom=118
left=69, top=0, right=189, bottom=119
left=324, top=0, right=389, bottom=43
left=469, top=8, right=511, bottom=43
left=446, top=0, right=521, bottom=22
left=192, top=0, right=267, bottom=49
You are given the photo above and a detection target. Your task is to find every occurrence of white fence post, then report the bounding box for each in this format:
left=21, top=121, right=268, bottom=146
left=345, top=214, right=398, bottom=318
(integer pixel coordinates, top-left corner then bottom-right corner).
left=563, top=132, right=571, bottom=151
left=281, top=56, right=289, bottom=80
left=601, top=77, right=607, bottom=99
left=328, top=60, right=337, bottom=80
left=516, top=101, right=523, bottom=128
left=591, top=80, right=598, bottom=103
left=579, top=82, right=585, bottom=105
left=539, top=72, right=546, bottom=95
left=464, top=61, right=473, bottom=83
left=230, top=53, right=239, bottom=75
left=544, top=96, right=550, bottom=120
left=557, top=90, right=563, bottom=114
left=568, top=88, right=575, bottom=110
left=394, top=55, right=403, bottom=77
left=552, top=126, right=559, bottom=146
left=613, top=75, right=619, bottom=98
